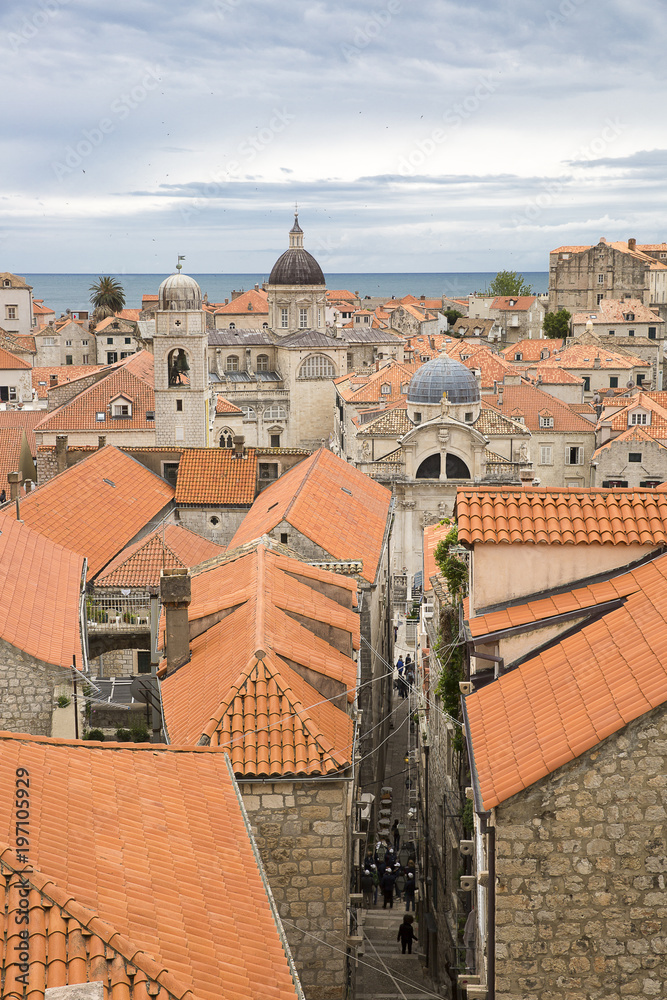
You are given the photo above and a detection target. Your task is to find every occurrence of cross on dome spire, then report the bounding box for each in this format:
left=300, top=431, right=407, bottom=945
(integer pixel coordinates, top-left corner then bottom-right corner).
left=289, top=208, right=304, bottom=247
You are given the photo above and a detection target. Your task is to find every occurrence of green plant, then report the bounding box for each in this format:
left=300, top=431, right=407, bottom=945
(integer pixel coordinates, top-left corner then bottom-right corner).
left=115, top=728, right=132, bottom=742
left=123, top=610, right=137, bottom=624
left=56, top=695, right=71, bottom=708
left=462, top=799, right=474, bottom=834
left=130, top=724, right=150, bottom=743
left=86, top=729, right=105, bottom=741
left=86, top=599, right=108, bottom=624
left=433, top=522, right=468, bottom=605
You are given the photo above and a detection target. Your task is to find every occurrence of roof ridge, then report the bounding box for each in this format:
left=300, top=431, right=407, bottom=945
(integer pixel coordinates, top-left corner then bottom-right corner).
left=282, top=448, right=322, bottom=521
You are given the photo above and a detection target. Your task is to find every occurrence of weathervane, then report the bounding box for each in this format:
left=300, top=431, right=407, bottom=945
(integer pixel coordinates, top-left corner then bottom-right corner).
left=176, top=255, right=186, bottom=271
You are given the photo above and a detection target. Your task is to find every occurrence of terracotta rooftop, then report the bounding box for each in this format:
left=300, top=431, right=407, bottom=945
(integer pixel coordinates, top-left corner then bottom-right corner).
left=466, top=551, right=667, bottom=809
left=490, top=296, right=538, bottom=311
left=174, top=448, right=258, bottom=506
left=538, top=343, right=649, bottom=371
left=0, top=733, right=300, bottom=1000
left=500, top=339, right=564, bottom=362
left=34, top=361, right=156, bottom=433
left=0, top=427, right=30, bottom=496
left=0, top=516, right=84, bottom=668
left=603, top=392, right=667, bottom=435
left=527, top=367, right=584, bottom=385
left=31, top=364, right=104, bottom=399
left=572, top=297, right=662, bottom=325
left=0, top=271, right=31, bottom=289
left=228, top=448, right=392, bottom=583
left=455, top=485, right=667, bottom=546
left=0, top=446, right=175, bottom=577
left=423, top=520, right=452, bottom=592
left=550, top=241, right=667, bottom=269
left=215, top=288, right=269, bottom=314
left=95, top=523, right=225, bottom=587
left=216, top=395, right=243, bottom=414
left=0, top=346, right=30, bottom=370
left=0, top=409, right=43, bottom=457
left=475, top=400, right=531, bottom=437
left=485, top=384, right=594, bottom=433
left=357, top=400, right=413, bottom=437
left=161, top=543, right=357, bottom=773
left=458, top=347, right=515, bottom=388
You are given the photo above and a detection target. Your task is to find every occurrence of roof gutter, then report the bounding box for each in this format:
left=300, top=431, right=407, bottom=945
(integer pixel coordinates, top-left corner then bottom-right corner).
left=225, top=754, right=307, bottom=1000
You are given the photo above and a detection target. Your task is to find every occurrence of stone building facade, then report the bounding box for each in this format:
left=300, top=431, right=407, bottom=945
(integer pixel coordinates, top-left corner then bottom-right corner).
left=494, top=706, right=667, bottom=999
left=549, top=239, right=667, bottom=317
left=0, top=637, right=77, bottom=737
left=240, top=779, right=351, bottom=1000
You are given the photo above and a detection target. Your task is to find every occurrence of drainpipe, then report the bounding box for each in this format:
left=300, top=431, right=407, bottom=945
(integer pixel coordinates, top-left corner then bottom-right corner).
left=480, top=812, right=496, bottom=999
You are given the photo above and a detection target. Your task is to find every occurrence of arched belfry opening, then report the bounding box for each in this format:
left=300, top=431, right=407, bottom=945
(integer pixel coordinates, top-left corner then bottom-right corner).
left=167, top=347, right=190, bottom=386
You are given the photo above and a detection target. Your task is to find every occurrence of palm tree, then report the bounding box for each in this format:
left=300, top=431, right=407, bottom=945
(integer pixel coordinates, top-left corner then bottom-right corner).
left=89, top=276, right=126, bottom=320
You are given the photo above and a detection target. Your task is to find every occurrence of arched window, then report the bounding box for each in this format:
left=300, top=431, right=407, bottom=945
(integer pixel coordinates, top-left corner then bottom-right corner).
left=416, top=454, right=441, bottom=479
left=226, top=355, right=239, bottom=372
left=241, top=405, right=257, bottom=421
left=256, top=354, right=269, bottom=371
left=264, top=404, right=287, bottom=420
left=219, top=429, right=233, bottom=448
left=299, top=354, right=336, bottom=379
left=167, top=347, right=190, bottom=386
left=229, top=322, right=236, bottom=330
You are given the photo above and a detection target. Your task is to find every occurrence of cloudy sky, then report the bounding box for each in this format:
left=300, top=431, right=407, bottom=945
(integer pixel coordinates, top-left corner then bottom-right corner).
left=2, top=0, right=666, bottom=273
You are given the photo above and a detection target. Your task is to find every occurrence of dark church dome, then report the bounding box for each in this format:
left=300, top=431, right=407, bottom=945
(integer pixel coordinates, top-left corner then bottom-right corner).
left=408, top=354, right=481, bottom=404
left=268, top=212, right=325, bottom=286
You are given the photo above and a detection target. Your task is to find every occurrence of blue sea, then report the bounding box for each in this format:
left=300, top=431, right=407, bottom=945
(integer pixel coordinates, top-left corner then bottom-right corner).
left=24, top=272, right=549, bottom=320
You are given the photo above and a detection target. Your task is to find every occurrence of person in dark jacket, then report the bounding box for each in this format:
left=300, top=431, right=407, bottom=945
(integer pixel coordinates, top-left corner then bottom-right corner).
left=403, top=870, right=416, bottom=911
left=361, top=869, right=374, bottom=909
left=381, top=868, right=395, bottom=909
left=397, top=915, right=415, bottom=954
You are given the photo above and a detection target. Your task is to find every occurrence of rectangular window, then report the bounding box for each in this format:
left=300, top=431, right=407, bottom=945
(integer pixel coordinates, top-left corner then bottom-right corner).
left=299, top=308, right=308, bottom=328
left=44, top=337, right=55, bottom=346
left=637, top=373, right=646, bottom=385
left=281, top=308, right=288, bottom=329
left=628, top=452, right=642, bottom=463
left=124, top=337, right=131, bottom=344
left=609, top=376, right=618, bottom=388
left=65, top=355, right=73, bottom=365
left=270, top=433, right=281, bottom=448
left=5, top=305, right=17, bottom=319
left=162, top=462, right=179, bottom=486
left=137, top=650, right=151, bottom=675
left=8, top=387, right=17, bottom=401
left=176, top=399, right=183, bottom=412
left=107, top=337, right=114, bottom=344
left=539, top=416, right=554, bottom=428
left=82, top=354, right=89, bottom=364
left=65, top=339, right=72, bottom=346
left=540, top=445, right=553, bottom=465
left=597, top=274, right=605, bottom=284
left=628, top=329, right=635, bottom=336
left=96, top=411, right=105, bottom=421
left=582, top=376, right=591, bottom=391
left=106, top=351, right=117, bottom=364
left=112, top=403, right=131, bottom=417
left=630, top=411, right=648, bottom=424
left=596, top=294, right=603, bottom=305
left=608, top=330, right=615, bottom=336
left=565, top=446, right=583, bottom=465
left=648, top=327, right=657, bottom=339
left=280, top=532, right=288, bottom=544
left=82, top=339, right=88, bottom=346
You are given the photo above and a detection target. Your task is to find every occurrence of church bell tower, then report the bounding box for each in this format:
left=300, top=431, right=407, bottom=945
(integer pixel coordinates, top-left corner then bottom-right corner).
left=154, top=262, right=209, bottom=447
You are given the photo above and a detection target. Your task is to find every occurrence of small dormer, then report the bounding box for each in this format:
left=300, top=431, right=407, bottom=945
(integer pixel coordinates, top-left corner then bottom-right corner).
left=538, top=409, right=554, bottom=428
left=381, top=382, right=391, bottom=395
left=514, top=351, right=523, bottom=361
left=540, top=348, right=549, bottom=360
left=509, top=299, right=516, bottom=307
left=110, top=394, right=133, bottom=418
left=623, top=312, right=635, bottom=322
left=628, top=408, right=650, bottom=426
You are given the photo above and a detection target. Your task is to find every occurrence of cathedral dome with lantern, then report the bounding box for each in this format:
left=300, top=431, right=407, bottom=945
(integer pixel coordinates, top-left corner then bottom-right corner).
left=268, top=213, right=325, bottom=286
left=158, top=267, right=202, bottom=311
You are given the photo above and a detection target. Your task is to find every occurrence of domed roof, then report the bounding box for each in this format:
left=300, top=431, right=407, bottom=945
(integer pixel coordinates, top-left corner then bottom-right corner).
left=158, top=270, right=202, bottom=310
left=268, top=212, right=325, bottom=286
left=408, top=354, right=481, bottom=405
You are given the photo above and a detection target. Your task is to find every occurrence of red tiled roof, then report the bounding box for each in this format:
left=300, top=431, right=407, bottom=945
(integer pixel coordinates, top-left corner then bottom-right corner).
left=593, top=425, right=667, bottom=456
left=423, top=520, right=452, bottom=592
left=604, top=392, right=667, bottom=434
left=161, top=544, right=357, bottom=772
left=466, top=552, right=667, bottom=809
left=34, top=361, right=156, bottom=432
left=527, top=367, right=584, bottom=385
left=456, top=485, right=667, bottom=546
left=0, top=446, right=174, bottom=577
left=214, top=289, right=268, bottom=315
left=0, top=733, right=300, bottom=1000
left=343, top=360, right=417, bottom=405
left=0, top=409, right=43, bottom=457
left=174, top=448, right=258, bottom=505
left=95, top=523, right=225, bottom=587
left=538, top=344, right=649, bottom=371
left=31, top=364, right=104, bottom=399
left=572, top=298, right=662, bottom=325
left=500, top=339, right=563, bottom=362
left=327, top=289, right=356, bottom=300
left=229, top=448, right=392, bottom=583
left=216, top=395, right=244, bottom=414
left=490, top=296, right=538, bottom=311
left=0, top=517, right=84, bottom=667
left=0, top=428, right=28, bottom=495
left=457, top=347, right=515, bottom=388
left=485, top=385, right=594, bottom=432
left=0, top=346, right=30, bottom=370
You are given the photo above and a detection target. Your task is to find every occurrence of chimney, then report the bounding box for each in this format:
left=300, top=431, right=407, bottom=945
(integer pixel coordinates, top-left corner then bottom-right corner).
left=160, top=568, right=192, bottom=673
left=497, top=385, right=504, bottom=406
left=49, top=373, right=58, bottom=387
left=375, top=360, right=379, bottom=371
left=98, top=435, right=106, bottom=449
left=599, top=237, right=607, bottom=244
left=233, top=435, right=245, bottom=458
left=628, top=238, right=636, bottom=251
left=55, top=434, right=68, bottom=473
left=594, top=355, right=601, bottom=369
left=8, top=471, right=22, bottom=501
left=519, top=466, right=534, bottom=486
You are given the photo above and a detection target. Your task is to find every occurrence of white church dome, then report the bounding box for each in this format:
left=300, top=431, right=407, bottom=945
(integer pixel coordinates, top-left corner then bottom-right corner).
left=158, top=271, right=202, bottom=311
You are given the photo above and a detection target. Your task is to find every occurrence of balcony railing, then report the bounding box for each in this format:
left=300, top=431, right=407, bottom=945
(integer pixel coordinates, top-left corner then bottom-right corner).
left=86, top=597, right=152, bottom=631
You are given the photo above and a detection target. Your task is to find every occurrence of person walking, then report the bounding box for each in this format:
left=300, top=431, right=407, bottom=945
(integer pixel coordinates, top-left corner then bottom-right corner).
left=381, top=867, right=395, bottom=909
left=403, top=870, right=416, bottom=911
left=391, top=818, right=400, bottom=852
left=361, top=869, right=374, bottom=909
left=371, top=864, right=379, bottom=906
left=397, top=915, right=415, bottom=954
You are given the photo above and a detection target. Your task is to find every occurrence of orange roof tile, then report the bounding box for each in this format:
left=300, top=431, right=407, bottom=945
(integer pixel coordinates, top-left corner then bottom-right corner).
left=572, top=297, right=662, bottom=325
left=340, top=360, right=418, bottom=405
left=456, top=347, right=514, bottom=388
left=593, top=424, right=667, bottom=456
left=31, top=364, right=104, bottom=399
left=95, top=524, right=225, bottom=587
left=214, top=289, right=268, bottom=315
left=604, top=392, right=667, bottom=435
left=161, top=544, right=357, bottom=772
left=485, top=384, right=594, bottom=432
left=456, top=485, right=667, bottom=546
left=34, top=359, right=156, bottom=433
left=538, top=343, right=649, bottom=371
left=228, top=448, right=392, bottom=583
left=500, top=339, right=563, bottom=362
left=216, top=395, right=244, bottom=414
left=0, top=346, right=30, bottom=370
left=490, top=296, right=538, bottom=311
left=0, top=517, right=84, bottom=667
left=0, top=427, right=30, bottom=495
left=527, top=367, right=583, bottom=385
left=0, top=733, right=300, bottom=1000
left=327, top=289, right=356, bottom=300
left=466, top=552, right=667, bottom=809
left=0, top=409, right=43, bottom=457
left=0, top=446, right=174, bottom=577
left=174, top=448, right=258, bottom=505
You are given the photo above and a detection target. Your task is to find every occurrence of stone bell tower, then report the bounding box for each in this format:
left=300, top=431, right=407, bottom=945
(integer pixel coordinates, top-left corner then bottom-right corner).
left=154, top=262, right=209, bottom=447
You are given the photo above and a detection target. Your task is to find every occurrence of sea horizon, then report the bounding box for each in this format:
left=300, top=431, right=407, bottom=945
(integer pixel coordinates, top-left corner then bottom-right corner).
left=23, top=271, right=550, bottom=321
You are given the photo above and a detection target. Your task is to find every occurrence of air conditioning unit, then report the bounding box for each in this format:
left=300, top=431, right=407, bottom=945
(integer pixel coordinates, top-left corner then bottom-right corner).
left=460, top=875, right=475, bottom=892
left=459, top=840, right=474, bottom=856
left=459, top=681, right=473, bottom=695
